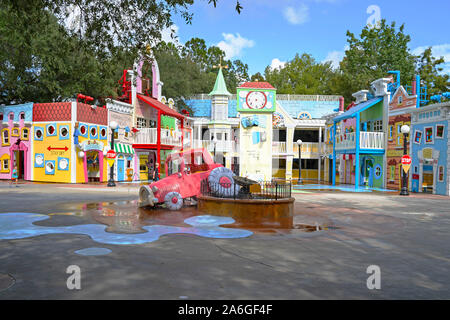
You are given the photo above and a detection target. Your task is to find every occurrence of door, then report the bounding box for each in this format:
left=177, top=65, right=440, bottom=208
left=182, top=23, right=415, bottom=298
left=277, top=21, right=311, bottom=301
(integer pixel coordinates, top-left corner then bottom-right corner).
left=117, top=156, right=125, bottom=181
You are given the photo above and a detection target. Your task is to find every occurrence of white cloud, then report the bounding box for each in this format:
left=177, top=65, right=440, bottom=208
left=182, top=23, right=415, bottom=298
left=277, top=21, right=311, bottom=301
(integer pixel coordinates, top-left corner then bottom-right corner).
left=217, top=33, right=255, bottom=60
left=412, top=44, right=450, bottom=75
left=270, top=58, right=286, bottom=70
left=283, top=4, right=310, bottom=25
left=322, top=45, right=348, bottom=69
left=160, top=24, right=181, bottom=45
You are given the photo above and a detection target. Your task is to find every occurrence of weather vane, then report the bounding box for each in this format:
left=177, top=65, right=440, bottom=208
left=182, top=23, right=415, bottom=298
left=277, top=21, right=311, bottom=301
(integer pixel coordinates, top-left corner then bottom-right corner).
left=213, top=56, right=228, bottom=70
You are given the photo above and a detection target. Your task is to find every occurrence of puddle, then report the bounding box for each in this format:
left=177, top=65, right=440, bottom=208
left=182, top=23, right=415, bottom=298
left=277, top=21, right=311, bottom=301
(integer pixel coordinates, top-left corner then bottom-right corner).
left=74, top=247, right=112, bottom=256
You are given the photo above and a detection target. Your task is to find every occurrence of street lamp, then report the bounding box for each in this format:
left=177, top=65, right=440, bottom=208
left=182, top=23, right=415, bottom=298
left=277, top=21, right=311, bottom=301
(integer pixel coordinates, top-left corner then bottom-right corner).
left=297, top=139, right=303, bottom=184
left=107, top=121, right=118, bottom=187
left=400, top=124, right=410, bottom=196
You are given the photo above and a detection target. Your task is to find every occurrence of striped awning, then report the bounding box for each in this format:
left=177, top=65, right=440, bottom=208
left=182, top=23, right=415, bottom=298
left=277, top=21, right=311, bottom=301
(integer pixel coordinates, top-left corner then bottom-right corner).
left=114, top=143, right=134, bottom=154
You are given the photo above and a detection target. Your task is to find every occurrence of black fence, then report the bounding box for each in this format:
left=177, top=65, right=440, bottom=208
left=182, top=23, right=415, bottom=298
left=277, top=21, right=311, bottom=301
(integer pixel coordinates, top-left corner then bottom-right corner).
left=200, top=178, right=292, bottom=200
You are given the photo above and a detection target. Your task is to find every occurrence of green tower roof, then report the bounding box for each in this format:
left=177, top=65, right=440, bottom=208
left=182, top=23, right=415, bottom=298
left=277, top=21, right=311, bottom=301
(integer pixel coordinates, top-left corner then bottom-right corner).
left=209, top=68, right=231, bottom=96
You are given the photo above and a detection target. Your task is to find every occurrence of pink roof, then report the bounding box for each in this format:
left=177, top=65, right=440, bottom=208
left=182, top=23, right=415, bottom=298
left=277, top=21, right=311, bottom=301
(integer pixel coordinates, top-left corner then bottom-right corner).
left=239, top=82, right=275, bottom=90
left=137, top=94, right=185, bottom=119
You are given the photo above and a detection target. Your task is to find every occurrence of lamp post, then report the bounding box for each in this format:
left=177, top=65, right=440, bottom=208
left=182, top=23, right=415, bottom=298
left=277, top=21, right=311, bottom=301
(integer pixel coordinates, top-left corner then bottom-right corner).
left=297, top=139, right=303, bottom=184
left=107, top=121, right=118, bottom=187
left=400, top=124, right=410, bottom=196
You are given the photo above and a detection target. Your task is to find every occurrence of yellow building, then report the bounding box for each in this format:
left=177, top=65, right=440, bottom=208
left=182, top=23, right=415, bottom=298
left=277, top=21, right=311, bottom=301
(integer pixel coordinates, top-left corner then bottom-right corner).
left=32, top=102, right=109, bottom=183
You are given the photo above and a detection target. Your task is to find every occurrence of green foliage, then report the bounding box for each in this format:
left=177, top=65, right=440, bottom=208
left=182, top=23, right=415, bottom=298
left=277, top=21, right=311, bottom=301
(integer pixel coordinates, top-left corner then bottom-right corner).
left=264, top=53, right=337, bottom=95
left=338, top=20, right=416, bottom=102
left=416, top=47, right=450, bottom=98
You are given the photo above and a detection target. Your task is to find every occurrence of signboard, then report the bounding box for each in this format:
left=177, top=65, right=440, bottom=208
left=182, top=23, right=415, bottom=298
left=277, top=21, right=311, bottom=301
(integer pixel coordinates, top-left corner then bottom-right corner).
left=401, top=155, right=412, bottom=173
left=80, top=140, right=104, bottom=152
left=106, top=150, right=117, bottom=167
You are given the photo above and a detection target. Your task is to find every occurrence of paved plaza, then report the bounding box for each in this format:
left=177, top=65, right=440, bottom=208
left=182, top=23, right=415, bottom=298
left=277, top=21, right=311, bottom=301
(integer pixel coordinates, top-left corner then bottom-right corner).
left=0, top=181, right=449, bottom=299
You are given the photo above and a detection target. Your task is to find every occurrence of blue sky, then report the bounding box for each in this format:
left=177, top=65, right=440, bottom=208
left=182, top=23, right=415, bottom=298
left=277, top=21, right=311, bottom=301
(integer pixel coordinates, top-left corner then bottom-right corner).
left=169, top=0, right=450, bottom=77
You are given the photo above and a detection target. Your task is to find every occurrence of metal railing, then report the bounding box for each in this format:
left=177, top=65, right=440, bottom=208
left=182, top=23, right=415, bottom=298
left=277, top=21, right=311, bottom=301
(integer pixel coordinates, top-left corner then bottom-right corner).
left=335, top=131, right=385, bottom=151
left=200, top=178, right=292, bottom=200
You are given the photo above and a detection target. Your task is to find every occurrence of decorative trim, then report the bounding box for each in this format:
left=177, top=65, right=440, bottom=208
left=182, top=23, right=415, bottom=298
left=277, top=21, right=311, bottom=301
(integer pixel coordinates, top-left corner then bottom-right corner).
left=59, top=125, right=70, bottom=140
left=44, top=160, right=55, bottom=175
left=57, top=157, right=69, bottom=171
left=89, top=125, right=98, bottom=139
left=46, top=123, right=57, bottom=137
left=34, top=126, right=44, bottom=141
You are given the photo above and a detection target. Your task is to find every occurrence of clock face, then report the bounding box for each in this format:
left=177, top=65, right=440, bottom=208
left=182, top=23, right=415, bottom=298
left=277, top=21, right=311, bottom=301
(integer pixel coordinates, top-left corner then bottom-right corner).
left=36, top=155, right=44, bottom=166
left=246, top=91, right=267, bottom=109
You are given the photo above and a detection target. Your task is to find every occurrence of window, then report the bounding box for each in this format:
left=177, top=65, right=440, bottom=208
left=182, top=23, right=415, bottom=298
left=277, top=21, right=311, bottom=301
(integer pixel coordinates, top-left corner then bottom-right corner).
left=413, top=130, right=422, bottom=144
left=127, top=160, right=132, bottom=168
left=45, top=160, right=55, bottom=175
left=58, top=126, right=69, bottom=140
left=436, top=125, right=445, bottom=139
left=34, top=127, right=43, bottom=140
left=9, top=112, right=14, bottom=121
left=2, top=129, right=9, bottom=145
left=80, top=125, right=87, bottom=136
left=398, top=96, right=403, bottom=104
left=19, top=112, right=25, bottom=120
left=21, top=128, right=29, bottom=140
left=438, top=166, right=444, bottom=182
left=373, top=120, right=383, bottom=132
left=137, top=118, right=147, bottom=128
left=2, top=159, right=9, bottom=172
left=46, top=124, right=56, bottom=136
left=100, top=127, right=107, bottom=139
left=389, top=126, right=393, bottom=140
left=424, top=127, right=433, bottom=143
left=11, top=128, right=19, bottom=137
left=114, top=130, right=119, bottom=139
left=389, top=165, right=396, bottom=181
left=90, top=126, right=97, bottom=139
left=0, top=113, right=3, bottom=121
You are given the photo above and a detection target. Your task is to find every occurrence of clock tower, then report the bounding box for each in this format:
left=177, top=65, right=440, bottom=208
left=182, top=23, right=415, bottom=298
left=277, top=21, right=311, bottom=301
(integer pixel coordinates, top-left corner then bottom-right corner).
left=237, top=81, right=276, bottom=181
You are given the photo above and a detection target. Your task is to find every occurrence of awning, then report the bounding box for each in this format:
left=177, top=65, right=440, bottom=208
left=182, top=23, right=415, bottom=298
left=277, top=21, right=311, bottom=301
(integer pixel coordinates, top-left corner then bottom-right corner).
left=114, top=143, right=134, bottom=154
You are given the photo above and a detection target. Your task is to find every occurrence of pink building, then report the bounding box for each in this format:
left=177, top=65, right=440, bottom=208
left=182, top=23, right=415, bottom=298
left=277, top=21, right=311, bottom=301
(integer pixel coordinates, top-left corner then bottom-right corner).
left=0, top=103, right=33, bottom=180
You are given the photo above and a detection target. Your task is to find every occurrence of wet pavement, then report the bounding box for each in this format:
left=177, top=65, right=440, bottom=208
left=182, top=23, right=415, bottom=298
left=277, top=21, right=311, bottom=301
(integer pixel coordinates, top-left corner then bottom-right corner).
left=0, top=181, right=450, bottom=299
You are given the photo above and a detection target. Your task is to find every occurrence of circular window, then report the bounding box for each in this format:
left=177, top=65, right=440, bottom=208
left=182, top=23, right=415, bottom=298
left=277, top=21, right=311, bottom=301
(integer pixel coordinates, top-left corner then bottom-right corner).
left=47, top=125, right=55, bottom=135
left=80, top=125, right=87, bottom=135
left=90, top=127, right=97, bottom=136
left=60, top=127, right=69, bottom=138
left=59, top=158, right=68, bottom=170
left=35, top=128, right=43, bottom=139
left=45, top=161, right=54, bottom=173
left=35, top=154, right=44, bottom=166
left=374, top=165, right=382, bottom=179
left=100, top=128, right=107, bottom=137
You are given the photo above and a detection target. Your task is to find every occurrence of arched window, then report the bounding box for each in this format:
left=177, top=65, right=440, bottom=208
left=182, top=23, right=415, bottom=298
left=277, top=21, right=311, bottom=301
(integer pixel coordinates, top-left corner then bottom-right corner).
left=9, top=112, right=14, bottom=121
left=298, top=111, right=312, bottom=120
left=19, top=112, right=25, bottom=120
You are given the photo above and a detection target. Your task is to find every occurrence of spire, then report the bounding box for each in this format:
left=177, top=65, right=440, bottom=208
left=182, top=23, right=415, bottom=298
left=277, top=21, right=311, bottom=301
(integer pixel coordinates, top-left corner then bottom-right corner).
left=209, top=60, right=231, bottom=96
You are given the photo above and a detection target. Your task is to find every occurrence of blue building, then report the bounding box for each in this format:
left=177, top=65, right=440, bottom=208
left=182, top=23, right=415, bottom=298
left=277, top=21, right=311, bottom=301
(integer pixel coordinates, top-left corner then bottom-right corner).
left=410, top=101, right=450, bottom=195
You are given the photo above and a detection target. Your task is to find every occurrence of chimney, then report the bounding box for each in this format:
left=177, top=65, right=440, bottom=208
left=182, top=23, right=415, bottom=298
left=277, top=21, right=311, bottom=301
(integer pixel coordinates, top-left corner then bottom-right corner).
left=339, top=97, right=345, bottom=112
left=352, top=90, right=369, bottom=104
left=411, top=78, right=416, bottom=96
left=371, top=78, right=391, bottom=97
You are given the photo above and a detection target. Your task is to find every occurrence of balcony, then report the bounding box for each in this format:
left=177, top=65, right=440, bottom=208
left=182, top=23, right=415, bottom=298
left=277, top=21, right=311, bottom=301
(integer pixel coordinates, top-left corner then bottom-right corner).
left=272, top=142, right=287, bottom=154
left=335, top=132, right=385, bottom=152
left=272, top=142, right=320, bottom=158
left=134, top=128, right=182, bottom=147
left=194, top=140, right=235, bottom=153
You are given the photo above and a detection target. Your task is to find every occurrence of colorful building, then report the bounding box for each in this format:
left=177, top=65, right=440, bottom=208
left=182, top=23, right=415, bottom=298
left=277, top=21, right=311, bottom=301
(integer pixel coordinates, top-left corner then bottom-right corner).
left=410, top=101, right=450, bottom=195
left=0, top=103, right=33, bottom=181
left=106, top=99, right=136, bottom=182
left=185, top=70, right=343, bottom=182
left=31, top=102, right=109, bottom=183
left=332, top=80, right=391, bottom=189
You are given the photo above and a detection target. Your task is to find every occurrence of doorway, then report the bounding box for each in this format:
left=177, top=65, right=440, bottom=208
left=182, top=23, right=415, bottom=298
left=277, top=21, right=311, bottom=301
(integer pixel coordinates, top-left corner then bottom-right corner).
left=14, top=150, right=25, bottom=179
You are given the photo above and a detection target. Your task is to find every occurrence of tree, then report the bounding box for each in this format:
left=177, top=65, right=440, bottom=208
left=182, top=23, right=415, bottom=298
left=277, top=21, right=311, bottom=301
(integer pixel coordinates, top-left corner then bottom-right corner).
left=416, top=47, right=450, bottom=98
left=339, top=19, right=416, bottom=102
left=0, top=4, right=129, bottom=104
left=264, top=53, right=337, bottom=95
left=250, top=72, right=265, bottom=82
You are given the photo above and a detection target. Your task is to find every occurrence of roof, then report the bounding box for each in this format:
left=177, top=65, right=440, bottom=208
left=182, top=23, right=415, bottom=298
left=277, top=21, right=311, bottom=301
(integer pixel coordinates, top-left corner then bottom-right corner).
left=238, top=82, right=275, bottom=90
left=410, top=101, right=450, bottom=113
left=209, top=68, right=231, bottom=96
left=334, top=97, right=383, bottom=122
left=137, top=94, right=185, bottom=119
